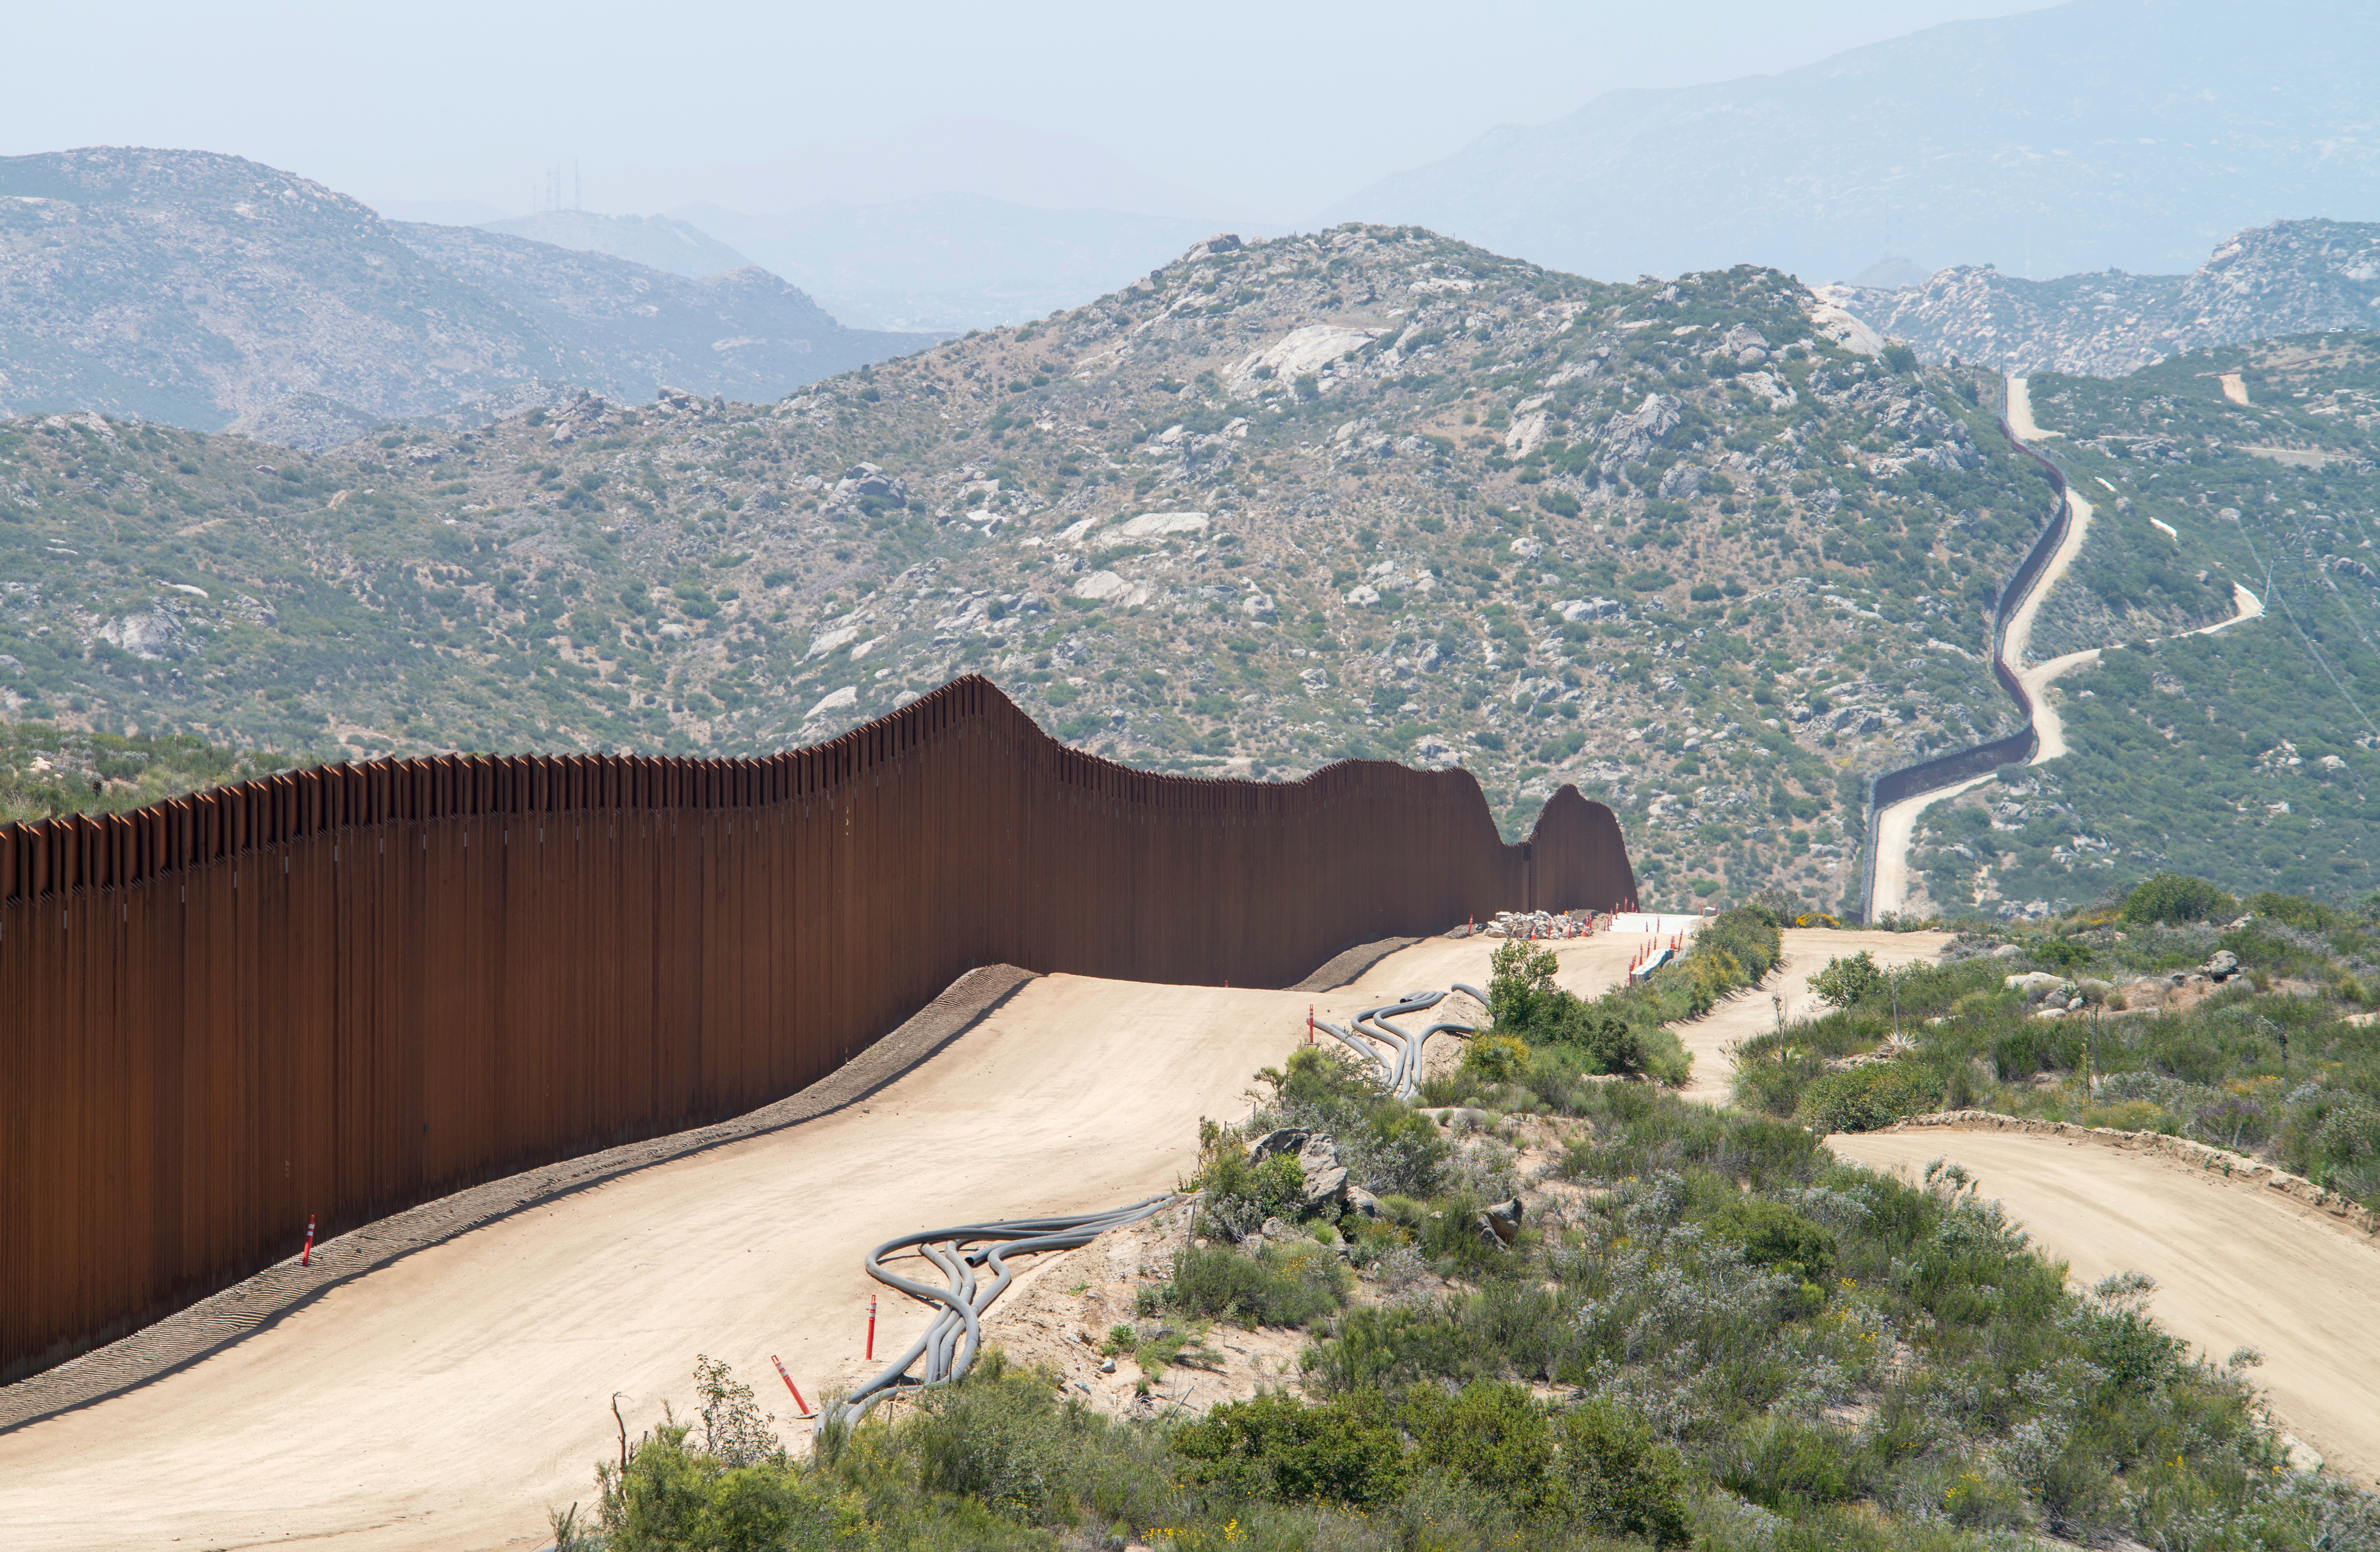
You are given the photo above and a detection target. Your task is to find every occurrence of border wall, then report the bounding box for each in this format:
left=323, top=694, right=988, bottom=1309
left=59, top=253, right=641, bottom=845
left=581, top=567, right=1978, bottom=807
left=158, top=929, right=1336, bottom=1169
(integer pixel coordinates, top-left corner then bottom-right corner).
left=0, top=677, right=1634, bottom=1382
left=1857, top=417, right=2072, bottom=919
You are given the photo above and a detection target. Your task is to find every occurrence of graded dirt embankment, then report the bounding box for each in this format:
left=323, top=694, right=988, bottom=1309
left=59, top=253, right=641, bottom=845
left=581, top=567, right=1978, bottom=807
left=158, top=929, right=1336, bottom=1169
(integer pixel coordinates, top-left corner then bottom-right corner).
left=1833, top=1119, right=2380, bottom=1484
left=1678, top=940, right=2380, bottom=1485
left=0, top=931, right=1635, bottom=1552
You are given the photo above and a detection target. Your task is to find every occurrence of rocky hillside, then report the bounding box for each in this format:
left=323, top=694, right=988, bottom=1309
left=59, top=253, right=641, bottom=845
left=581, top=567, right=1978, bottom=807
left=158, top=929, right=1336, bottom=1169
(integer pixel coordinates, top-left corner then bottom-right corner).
left=1899, top=331, right=2380, bottom=919
left=0, top=148, right=927, bottom=448
left=1831, top=220, right=2380, bottom=377
left=0, top=225, right=2080, bottom=916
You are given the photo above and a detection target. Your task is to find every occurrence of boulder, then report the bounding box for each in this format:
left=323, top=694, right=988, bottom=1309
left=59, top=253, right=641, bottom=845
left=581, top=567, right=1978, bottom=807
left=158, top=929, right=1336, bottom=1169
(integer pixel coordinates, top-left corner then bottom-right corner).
left=2004, top=972, right=2066, bottom=1001
left=1991, top=943, right=2023, bottom=960
left=1244, top=1129, right=1349, bottom=1212
left=1345, top=1186, right=1383, bottom=1221
left=1478, top=1197, right=1525, bottom=1248
left=1601, top=392, right=1682, bottom=466
left=835, top=463, right=906, bottom=502
left=1247, top=1128, right=1309, bottom=1163
left=2206, top=950, right=2242, bottom=980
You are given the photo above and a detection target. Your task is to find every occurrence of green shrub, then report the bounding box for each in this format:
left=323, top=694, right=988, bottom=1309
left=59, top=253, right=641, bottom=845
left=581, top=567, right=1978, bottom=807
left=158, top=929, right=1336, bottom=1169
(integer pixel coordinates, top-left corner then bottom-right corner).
left=2307, top=1098, right=2380, bottom=1196
left=1811, top=951, right=1886, bottom=1009
left=592, top=1424, right=866, bottom=1552
left=1253, top=1047, right=1450, bottom=1196
left=1703, top=1199, right=1837, bottom=1283
left=1723, top=1415, right=1863, bottom=1510
left=1404, top=1381, right=1560, bottom=1517
left=1798, top=1062, right=1935, bottom=1132
left=1556, top=1401, right=1695, bottom=1547
left=2246, top=890, right=2346, bottom=932
left=1462, top=1033, right=1532, bottom=1082
left=1172, top=1391, right=1406, bottom=1507
left=1197, top=1148, right=1307, bottom=1239
left=905, top=1351, right=1072, bottom=1522
left=2121, top=872, right=2238, bottom=926
left=1155, top=1240, right=1350, bottom=1327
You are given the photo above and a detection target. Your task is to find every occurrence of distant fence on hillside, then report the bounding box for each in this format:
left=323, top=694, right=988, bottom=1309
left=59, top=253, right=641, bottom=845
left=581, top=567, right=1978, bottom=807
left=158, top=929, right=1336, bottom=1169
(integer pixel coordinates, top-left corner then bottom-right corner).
left=0, top=677, right=1634, bottom=1383
left=1857, top=415, right=2072, bottom=919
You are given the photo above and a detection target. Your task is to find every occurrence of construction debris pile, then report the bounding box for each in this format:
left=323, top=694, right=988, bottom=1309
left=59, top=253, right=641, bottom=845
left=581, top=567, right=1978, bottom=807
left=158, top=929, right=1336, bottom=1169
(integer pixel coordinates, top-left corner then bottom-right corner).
left=1477, top=910, right=1598, bottom=939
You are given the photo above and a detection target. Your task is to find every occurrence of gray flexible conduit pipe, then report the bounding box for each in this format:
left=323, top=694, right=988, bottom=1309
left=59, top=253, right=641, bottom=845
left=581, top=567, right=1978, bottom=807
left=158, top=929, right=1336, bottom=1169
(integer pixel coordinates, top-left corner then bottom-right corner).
left=1320, top=990, right=1484, bottom=1099
left=821, top=976, right=1511, bottom=1434
left=1355, top=991, right=1435, bottom=1095
left=824, top=1195, right=1174, bottom=1432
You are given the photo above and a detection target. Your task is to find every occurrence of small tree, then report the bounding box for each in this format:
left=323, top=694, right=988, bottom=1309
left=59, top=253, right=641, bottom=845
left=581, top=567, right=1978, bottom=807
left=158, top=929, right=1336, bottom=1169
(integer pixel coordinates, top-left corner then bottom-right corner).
left=1486, top=938, right=1561, bottom=1034
left=2119, top=872, right=2237, bottom=926
left=1810, top=950, right=1886, bottom=1010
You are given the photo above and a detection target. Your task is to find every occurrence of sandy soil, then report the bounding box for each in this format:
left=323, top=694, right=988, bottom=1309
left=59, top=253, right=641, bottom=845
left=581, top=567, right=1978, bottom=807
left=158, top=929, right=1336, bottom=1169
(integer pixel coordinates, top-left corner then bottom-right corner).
left=0, top=931, right=1632, bottom=1551
left=1868, top=773, right=1997, bottom=921
left=1867, top=389, right=2087, bottom=919
left=1832, top=1126, right=2380, bottom=1484
left=2005, top=374, right=2059, bottom=441
left=2195, top=582, right=2265, bottom=638
left=1673, top=929, right=1952, bottom=1105
left=2218, top=371, right=2250, bottom=406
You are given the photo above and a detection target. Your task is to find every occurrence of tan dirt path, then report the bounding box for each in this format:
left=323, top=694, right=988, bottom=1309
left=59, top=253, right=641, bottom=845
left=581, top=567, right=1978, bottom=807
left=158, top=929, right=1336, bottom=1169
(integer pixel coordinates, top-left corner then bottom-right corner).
left=1672, top=929, right=1952, bottom=1105
left=0, top=932, right=1630, bottom=1552
left=1831, top=1126, right=2380, bottom=1484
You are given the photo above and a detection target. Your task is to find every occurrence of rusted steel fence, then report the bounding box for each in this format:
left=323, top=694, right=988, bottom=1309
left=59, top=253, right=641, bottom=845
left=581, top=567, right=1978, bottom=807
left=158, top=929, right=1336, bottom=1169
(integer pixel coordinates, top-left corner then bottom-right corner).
left=0, top=677, right=1633, bottom=1383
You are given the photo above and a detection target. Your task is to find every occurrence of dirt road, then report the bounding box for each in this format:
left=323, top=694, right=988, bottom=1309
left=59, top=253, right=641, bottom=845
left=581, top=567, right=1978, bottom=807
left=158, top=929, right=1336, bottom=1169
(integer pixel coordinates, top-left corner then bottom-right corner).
left=2005, top=374, right=2058, bottom=441
left=0, top=932, right=1633, bottom=1552
left=1674, top=929, right=1951, bottom=1105
left=1866, top=381, right=2091, bottom=918
left=1833, top=1125, right=2380, bottom=1484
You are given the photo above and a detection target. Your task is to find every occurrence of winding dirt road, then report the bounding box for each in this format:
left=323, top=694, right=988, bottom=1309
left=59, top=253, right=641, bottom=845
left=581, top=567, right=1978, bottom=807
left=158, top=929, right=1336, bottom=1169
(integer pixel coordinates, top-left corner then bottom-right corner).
left=1672, top=928, right=1952, bottom=1104
left=1834, top=1125, right=2380, bottom=1484
left=1869, top=379, right=2264, bottom=917
left=1866, top=445, right=2093, bottom=915
left=1671, top=936, right=2380, bottom=1485
left=0, top=933, right=1636, bottom=1552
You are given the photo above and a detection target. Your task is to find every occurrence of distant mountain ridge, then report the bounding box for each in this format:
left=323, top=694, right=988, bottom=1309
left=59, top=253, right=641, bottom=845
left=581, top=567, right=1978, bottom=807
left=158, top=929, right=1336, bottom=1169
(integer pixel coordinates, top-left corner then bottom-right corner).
left=474, top=210, right=755, bottom=279
left=388, top=222, right=918, bottom=411
left=0, top=148, right=930, bottom=449
left=1330, top=0, right=2380, bottom=287
left=677, top=193, right=1254, bottom=332
left=1826, top=219, right=2380, bottom=376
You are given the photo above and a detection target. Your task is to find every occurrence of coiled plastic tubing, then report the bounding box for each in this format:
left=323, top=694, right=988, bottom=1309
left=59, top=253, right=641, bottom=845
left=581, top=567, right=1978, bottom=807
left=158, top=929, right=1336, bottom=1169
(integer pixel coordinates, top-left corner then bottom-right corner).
left=1314, top=982, right=1484, bottom=1099
left=822, top=1194, right=1175, bottom=1431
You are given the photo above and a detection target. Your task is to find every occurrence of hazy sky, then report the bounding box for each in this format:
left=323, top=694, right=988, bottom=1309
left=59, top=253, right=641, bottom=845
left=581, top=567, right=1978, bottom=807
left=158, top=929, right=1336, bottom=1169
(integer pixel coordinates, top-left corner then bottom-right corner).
left=6, top=0, right=2059, bottom=222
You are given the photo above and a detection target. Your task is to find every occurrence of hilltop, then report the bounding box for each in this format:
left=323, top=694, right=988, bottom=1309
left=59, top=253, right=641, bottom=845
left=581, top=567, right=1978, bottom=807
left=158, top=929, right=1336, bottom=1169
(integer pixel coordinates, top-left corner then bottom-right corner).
left=1829, top=220, right=2380, bottom=378
left=472, top=210, right=755, bottom=278
left=0, top=148, right=927, bottom=448
left=0, top=223, right=2079, bottom=917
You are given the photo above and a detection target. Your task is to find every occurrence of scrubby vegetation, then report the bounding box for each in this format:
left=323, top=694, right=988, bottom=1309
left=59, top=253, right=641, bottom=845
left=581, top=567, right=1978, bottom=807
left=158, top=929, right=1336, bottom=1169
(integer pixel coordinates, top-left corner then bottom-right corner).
left=1907, top=333, right=2380, bottom=918
left=1448, top=907, right=1784, bottom=1100
left=0, top=719, right=287, bottom=822
left=557, top=935, right=2380, bottom=1547
left=1735, top=878, right=2380, bottom=1211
